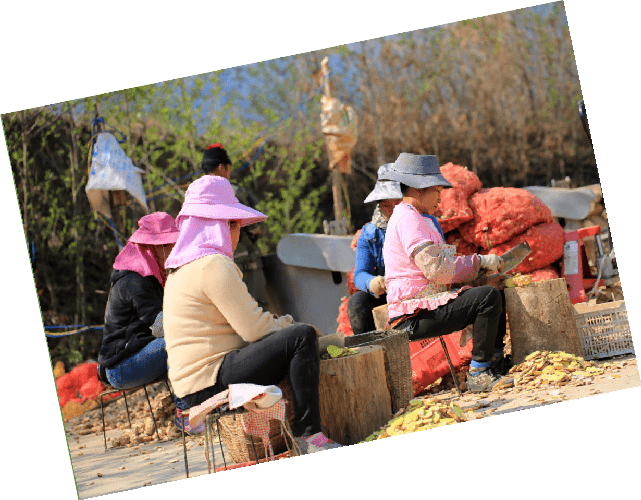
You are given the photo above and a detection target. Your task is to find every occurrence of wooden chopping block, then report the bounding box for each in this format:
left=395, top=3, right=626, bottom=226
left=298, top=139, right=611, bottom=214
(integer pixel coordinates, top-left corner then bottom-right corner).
left=372, top=304, right=388, bottom=331
left=504, top=278, right=583, bottom=365
left=319, top=345, right=392, bottom=445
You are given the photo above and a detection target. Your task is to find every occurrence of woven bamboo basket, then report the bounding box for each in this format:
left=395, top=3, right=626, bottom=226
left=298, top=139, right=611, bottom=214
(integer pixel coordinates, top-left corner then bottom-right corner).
left=218, top=379, right=295, bottom=464
left=344, top=329, right=413, bottom=413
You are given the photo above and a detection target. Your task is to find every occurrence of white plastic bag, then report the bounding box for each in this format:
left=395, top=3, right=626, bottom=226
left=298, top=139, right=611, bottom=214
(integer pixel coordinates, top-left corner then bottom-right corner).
left=85, top=132, right=148, bottom=218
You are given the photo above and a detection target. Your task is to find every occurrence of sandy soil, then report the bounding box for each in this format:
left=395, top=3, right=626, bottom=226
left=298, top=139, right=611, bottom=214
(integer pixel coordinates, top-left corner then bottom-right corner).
left=64, top=354, right=640, bottom=499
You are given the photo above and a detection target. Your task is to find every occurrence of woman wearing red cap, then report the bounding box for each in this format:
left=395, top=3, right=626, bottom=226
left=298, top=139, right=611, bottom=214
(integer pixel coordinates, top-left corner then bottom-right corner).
left=97, top=212, right=179, bottom=394
left=163, top=175, right=342, bottom=454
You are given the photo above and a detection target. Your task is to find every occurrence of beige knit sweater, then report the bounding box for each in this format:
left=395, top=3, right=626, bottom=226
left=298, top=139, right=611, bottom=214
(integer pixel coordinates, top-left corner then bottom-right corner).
left=163, top=253, right=294, bottom=398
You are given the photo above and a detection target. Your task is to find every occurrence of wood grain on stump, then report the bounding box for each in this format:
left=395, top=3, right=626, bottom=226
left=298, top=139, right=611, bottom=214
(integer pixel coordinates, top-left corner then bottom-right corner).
left=504, top=278, right=583, bottom=364
left=319, top=345, right=392, bottom=445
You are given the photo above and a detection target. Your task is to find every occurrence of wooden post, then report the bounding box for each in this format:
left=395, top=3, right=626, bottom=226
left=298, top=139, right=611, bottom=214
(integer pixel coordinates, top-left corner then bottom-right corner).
left=332, top=167, right=343, bottom=222
left=504, top=278, right=584, bottom=364
left=321, top=57, right=344, bottom=223
left=319, top=345, right=392, bottom=445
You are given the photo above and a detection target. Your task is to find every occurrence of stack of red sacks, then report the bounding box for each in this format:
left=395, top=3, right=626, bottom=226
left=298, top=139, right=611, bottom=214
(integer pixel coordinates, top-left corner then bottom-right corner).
left=437, top=163, right=564, bottom=281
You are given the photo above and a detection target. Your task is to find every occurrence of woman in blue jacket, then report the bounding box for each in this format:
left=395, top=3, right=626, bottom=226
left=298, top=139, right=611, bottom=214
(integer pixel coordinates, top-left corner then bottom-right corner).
left=347, top=165, right=403, bottom=335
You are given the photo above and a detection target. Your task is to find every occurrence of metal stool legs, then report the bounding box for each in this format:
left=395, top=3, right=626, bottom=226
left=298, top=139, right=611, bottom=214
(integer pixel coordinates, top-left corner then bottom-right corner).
left=100, top=380, right=172, bottom=451
left=141, top=385, right=161, bottom=442
left=438, top=336, right=462, bottom=397
left=182, top=405, right=261, bottom=477
left=180, top=411, right=189, bottom=478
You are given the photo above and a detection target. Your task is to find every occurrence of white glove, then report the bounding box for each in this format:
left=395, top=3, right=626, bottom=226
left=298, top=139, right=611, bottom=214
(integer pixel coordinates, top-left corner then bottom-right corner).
left=369, top=276, right=386, bottom=298
left=479, top=254, right=504, bottom=274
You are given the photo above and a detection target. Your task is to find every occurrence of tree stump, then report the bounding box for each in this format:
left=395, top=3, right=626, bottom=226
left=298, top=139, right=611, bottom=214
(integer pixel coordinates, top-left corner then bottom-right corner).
left=319, top=345, right=392, bottom=445
left=504, top=278, right=584, bottom=365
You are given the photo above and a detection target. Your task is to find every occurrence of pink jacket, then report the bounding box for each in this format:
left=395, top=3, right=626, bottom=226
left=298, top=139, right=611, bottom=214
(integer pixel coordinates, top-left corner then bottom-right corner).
left=383, top=204, right=480, bottom=319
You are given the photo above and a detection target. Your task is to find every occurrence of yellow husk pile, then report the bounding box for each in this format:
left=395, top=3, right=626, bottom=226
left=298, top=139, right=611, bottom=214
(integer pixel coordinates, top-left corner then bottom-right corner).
left=506, top=273, right=533, bottom=288
left=509, top=350, right=604, bottom=390
left=362, top=397, right=479, bottom=442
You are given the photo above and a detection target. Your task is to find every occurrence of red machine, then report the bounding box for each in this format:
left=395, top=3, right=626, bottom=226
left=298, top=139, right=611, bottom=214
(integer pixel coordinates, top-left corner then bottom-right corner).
left=561, top=225, right=618, bottom=304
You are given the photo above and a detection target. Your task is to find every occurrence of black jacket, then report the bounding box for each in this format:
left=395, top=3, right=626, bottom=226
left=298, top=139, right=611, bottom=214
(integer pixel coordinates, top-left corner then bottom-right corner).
left=98, top=269, right=163, bottom=369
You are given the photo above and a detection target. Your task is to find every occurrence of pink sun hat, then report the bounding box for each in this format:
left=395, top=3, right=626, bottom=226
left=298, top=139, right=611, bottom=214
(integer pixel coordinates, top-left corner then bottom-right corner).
left=176, top=176, right=267, bottom=227
left=128, top=212, right=180, bottom=245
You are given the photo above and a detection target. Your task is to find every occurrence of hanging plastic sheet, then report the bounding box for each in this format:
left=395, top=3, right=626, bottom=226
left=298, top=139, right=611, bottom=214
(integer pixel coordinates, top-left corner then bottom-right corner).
left=85, top=132, right=148, bottom=219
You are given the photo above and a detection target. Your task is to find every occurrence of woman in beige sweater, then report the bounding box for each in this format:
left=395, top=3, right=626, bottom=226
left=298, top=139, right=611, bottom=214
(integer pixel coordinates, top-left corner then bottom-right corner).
left=163, top=175, right=340, bottom=454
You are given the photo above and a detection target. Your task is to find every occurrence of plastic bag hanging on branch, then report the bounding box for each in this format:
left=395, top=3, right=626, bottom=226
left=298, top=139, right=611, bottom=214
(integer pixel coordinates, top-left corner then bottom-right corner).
left=85, top=132, right=148, bottom=219
left=320, top=97, right=358, bottom=174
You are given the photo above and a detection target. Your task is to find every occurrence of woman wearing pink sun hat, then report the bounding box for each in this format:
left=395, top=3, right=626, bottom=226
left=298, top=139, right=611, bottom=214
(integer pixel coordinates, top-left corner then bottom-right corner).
left=97, top=212, right=179, bottom=393
left=163, top=176, right=342, bottom=454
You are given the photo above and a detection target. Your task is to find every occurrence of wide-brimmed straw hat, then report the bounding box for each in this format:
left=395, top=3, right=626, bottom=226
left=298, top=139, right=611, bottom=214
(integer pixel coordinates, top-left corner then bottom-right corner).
left=177, top=175, right=267, bottom=227
left=386, top=153, right=452, bottom=189
left=363, top=163, right=403, bottom=203
left=128, top=212, right=180, bottom=245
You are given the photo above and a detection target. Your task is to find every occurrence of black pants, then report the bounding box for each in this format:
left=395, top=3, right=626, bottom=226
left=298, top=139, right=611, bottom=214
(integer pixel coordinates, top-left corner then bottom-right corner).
left=347, top=290, right=388, bottom=335
left=175, top=323, right=321, bottom=437
left=395, top=286, right=506, bottom=363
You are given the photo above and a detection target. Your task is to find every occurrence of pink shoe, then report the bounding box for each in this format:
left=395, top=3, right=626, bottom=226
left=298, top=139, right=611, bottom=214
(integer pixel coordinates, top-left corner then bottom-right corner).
left=294, top=432, right=342, bottom=454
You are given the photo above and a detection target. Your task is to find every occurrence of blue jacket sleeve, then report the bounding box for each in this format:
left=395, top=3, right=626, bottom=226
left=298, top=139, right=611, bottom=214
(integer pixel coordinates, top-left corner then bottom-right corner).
left=353, top=229, right=379, bottom=295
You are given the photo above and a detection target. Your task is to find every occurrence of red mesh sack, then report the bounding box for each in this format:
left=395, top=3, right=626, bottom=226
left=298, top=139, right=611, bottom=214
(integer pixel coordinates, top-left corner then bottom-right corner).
left=458, top=187, right=554, bottom=249
left=482, top=222, right=564, bottom=274
left=346, top=268, right=358, bottom=295
left=55, top=379, right=78, bottom=409
left=529, top=265, right=560, bottom=282
left=336, top=296, right=353, bottom=336
left=79, top=376, right=106, bottom=400
left=434, top=163, right=482, bottom=233
left=55, top=361, right=99, bottom=409
left=446, top=231, right=479, bottom=256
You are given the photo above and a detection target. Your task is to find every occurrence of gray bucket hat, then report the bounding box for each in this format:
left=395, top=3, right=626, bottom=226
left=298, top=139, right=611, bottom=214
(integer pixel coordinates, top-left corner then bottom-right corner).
left=364, top=163, right=403, bottom=203
left=386, top=153, right=452, bottom=189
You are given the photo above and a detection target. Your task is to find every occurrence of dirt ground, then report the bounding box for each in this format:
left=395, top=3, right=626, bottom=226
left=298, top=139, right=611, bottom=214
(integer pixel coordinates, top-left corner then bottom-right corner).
left=63, top=353, right=640, bottom=499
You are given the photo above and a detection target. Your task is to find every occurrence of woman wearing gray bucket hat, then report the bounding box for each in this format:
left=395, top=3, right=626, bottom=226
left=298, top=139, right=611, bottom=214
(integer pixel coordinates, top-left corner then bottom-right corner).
left=347, top=164, right=402, bottom=335
left=383, top=153, right=512, bottom=393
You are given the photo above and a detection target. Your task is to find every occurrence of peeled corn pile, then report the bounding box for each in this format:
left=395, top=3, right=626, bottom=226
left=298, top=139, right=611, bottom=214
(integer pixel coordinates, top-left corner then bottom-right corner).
left=362, top=397, right=480, bottom=442
left=508, top=350, right=616, bottom=391
left=506, top=273, right=533, bottom=288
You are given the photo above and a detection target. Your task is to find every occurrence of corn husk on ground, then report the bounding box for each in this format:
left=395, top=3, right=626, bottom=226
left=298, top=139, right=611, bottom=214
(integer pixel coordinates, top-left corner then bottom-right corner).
left=363, top=351, right=631, bottom=443
left=509, top=350, right=610, bottom=390
left=363, top=397, right=481, bottom=442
